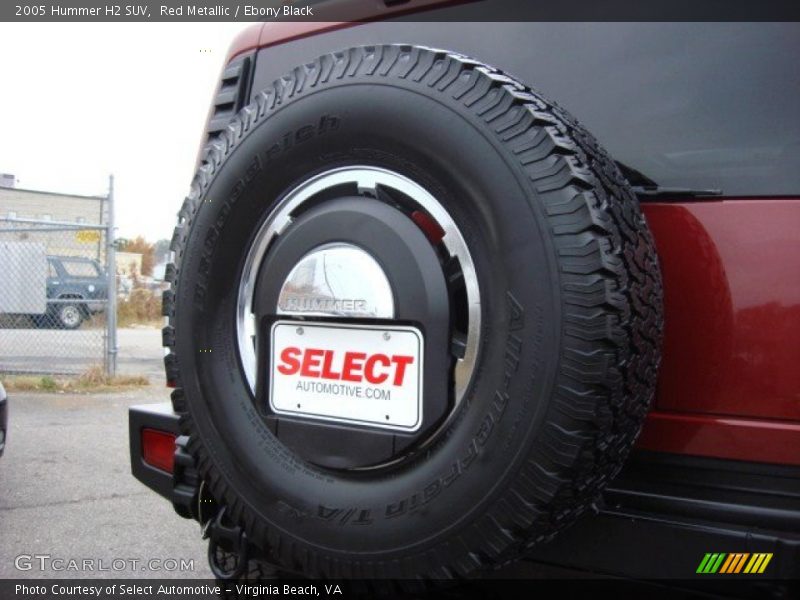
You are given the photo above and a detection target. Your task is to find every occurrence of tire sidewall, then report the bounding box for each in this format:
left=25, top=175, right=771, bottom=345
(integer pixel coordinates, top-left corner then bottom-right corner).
left=176, top=78, right=563, bottom=558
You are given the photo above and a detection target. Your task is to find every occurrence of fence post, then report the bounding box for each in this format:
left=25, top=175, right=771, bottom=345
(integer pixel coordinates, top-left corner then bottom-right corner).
left=105, top=174, right=118, bottom=377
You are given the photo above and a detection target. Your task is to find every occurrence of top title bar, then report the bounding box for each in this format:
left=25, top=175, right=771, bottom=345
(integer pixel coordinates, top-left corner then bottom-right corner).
left=4, top=0, right=800, bottom=22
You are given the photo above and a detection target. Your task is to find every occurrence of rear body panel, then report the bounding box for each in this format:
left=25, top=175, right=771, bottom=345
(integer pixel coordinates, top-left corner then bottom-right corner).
left=638, top=201, right=800, bottom=465
left=643, top=201, right=800, bottom=422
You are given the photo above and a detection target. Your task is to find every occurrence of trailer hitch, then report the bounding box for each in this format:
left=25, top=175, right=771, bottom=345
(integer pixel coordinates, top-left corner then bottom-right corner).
left=205, top=507, right=249, bottom=581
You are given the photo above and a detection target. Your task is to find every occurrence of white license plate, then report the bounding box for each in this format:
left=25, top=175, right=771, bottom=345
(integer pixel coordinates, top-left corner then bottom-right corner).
left=269, top=321, right=423, bottom=432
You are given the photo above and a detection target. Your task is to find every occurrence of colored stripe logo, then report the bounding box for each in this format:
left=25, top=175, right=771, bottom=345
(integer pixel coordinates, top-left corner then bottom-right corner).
left=696, top=553, right=773, bottom=574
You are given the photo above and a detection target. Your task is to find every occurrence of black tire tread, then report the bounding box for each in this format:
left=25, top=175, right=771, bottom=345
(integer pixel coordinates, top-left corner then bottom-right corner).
left=163, top=45, right=663, bottom=578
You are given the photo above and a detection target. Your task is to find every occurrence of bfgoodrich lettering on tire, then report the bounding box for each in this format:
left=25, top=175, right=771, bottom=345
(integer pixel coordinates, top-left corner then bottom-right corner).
left=163, top=45, right=663, bottom=578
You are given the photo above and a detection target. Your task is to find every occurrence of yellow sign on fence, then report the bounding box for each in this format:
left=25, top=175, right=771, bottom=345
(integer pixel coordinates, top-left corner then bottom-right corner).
left=75, top=230, right=101, bottom=243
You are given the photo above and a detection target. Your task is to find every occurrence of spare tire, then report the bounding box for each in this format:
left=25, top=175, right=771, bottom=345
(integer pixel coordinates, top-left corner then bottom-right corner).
left=163, top=45, right=663, bottom=578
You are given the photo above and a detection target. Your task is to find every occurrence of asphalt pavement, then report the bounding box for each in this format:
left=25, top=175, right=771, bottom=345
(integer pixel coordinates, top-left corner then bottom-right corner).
left=116, top=327, right=164, bottom=382
left=0, top=388, right=212, bottom=579
left=0, top=327, right=164, bottom=382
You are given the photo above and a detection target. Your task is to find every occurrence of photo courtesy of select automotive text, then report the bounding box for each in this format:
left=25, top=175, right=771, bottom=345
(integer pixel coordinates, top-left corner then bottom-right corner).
left=1, top=1, right=799, bottom=599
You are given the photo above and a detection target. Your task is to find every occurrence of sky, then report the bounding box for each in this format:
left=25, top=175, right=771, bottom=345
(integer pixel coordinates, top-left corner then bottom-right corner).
left=0, top=22, right=247, bottom=241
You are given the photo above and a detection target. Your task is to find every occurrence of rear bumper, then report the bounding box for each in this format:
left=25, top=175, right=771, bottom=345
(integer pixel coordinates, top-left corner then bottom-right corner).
left=529, top=451, right=800, bottom=580
left=129, top=403, right=800, bottom=581
left=128, top=402, right=180, bottom=501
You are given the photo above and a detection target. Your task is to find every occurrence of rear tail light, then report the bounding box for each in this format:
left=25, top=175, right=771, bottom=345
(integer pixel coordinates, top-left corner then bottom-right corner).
left=141, top=428, right=176, bottom=474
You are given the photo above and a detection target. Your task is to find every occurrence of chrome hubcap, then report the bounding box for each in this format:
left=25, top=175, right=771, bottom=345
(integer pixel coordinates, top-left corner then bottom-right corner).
left=237, top=166, right=481, bottom=455
left=61, top=306, right=80, bottom=326
left=277, top=243, right=395, bottom=319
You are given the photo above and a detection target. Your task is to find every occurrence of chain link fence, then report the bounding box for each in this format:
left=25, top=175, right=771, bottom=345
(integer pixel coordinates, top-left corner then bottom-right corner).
left=0, top=181, right=117, bottom=376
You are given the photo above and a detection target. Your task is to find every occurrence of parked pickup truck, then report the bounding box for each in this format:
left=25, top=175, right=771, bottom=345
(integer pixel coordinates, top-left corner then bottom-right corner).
left=0, top=243, right=108, bottom=330
left=43, top=255, right=108, bottom=329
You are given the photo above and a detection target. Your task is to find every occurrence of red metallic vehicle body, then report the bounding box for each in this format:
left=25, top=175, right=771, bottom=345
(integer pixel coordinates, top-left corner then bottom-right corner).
left=639, top=201, right=800, bottom=465
left=129, top=13, right=800, bottom=585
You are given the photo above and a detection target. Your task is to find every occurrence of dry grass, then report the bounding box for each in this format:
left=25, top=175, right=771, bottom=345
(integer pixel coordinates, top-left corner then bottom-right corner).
left=117, top=288, right=162, bottom=328
left=2, top=365, right=149, bottom=393
left=83, top=288, right=163, bottom=329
